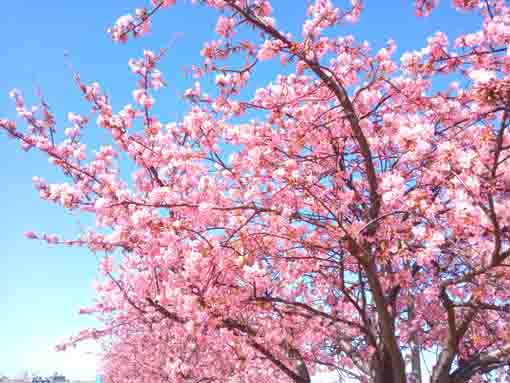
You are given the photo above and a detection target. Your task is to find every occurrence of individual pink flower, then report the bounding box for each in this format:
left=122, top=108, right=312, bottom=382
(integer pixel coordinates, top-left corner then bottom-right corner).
left=24, top=231, right=38, bottom=239
left=468, top=69, right=496, bottom=84
left=215, top=16, right=235, bottom=37
left=153, top=0, right=176, bottom=7
left=257, top=39, right=278, bottom=61
left=132, top=89, right=155, bottom=107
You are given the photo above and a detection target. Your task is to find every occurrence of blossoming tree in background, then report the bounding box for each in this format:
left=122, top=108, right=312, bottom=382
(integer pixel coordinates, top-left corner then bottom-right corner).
left=3, top=0, right=510, bottom=382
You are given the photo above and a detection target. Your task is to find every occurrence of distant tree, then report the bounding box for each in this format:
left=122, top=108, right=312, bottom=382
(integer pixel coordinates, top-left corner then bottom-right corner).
left=3, top=1, right=510, bottom=383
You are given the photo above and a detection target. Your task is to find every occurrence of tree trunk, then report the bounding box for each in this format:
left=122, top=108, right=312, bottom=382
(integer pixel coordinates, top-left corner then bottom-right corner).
left=371, top=347, right=398, bottom=383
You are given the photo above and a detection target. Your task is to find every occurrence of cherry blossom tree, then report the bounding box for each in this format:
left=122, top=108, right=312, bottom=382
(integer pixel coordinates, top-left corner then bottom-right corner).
left=3, top=1, right=510, bottom=382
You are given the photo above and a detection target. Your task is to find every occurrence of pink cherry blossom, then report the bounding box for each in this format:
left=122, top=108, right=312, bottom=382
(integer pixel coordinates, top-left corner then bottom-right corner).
left=215, top=15, right=235, bottom=37
left=24, top=231, right=38, bottom=239
left=2, top=1, right=510, bottom=383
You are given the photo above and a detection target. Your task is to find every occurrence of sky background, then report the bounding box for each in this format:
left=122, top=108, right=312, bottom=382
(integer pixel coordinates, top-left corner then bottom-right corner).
left=0, top=1, right=479, bottom=380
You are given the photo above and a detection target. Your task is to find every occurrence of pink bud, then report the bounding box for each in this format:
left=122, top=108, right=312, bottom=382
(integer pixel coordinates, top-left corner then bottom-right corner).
left=24, top=231, right=38, bottom=239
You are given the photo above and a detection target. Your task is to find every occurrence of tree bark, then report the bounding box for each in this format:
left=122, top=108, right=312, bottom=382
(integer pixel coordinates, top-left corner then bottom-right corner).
left=371, top=346, right=398, bottom=383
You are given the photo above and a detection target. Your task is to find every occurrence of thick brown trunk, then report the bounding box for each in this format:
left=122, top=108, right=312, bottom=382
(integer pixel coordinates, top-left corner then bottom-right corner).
left=409, top=299, right=422, bottom=383
left=364, top=260, right=407, bottom=383
left=371, top=347, right=399, bottom=383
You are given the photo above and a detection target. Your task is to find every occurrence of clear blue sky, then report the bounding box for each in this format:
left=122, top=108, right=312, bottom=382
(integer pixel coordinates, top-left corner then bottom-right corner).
left=0, top=1, right=478, bottom=380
